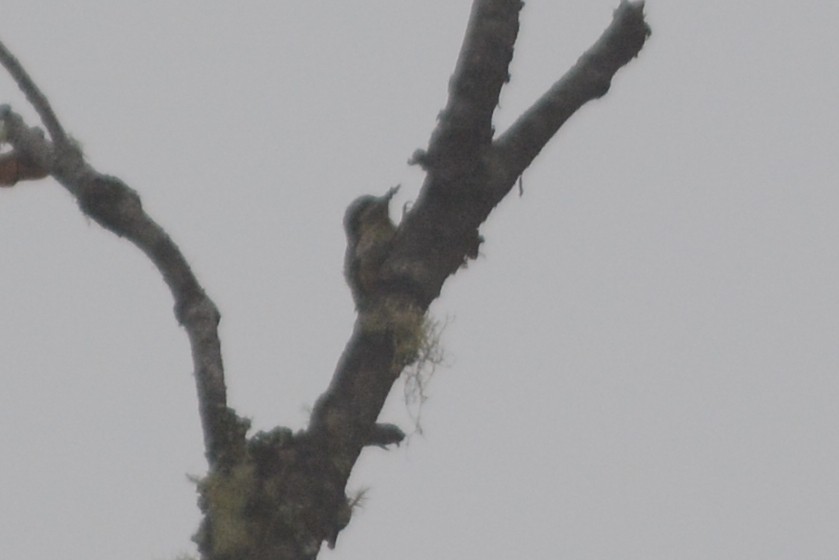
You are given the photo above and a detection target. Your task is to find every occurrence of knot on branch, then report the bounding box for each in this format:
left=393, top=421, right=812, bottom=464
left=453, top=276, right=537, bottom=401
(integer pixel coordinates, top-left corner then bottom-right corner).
left=77, top=174, right=143, bottom=234
left=175, top=295, right=220, bottom=330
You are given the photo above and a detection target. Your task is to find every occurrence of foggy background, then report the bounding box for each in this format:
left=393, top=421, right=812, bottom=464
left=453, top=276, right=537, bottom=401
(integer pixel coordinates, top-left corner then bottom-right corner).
left=1, top=2, right=838, bottom=559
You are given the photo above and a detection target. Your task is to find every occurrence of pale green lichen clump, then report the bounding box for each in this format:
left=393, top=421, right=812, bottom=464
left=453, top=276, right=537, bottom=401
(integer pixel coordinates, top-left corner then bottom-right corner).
left=195, top=463, right=259, bottom=556
left=358, top=298, right=439, bottom=368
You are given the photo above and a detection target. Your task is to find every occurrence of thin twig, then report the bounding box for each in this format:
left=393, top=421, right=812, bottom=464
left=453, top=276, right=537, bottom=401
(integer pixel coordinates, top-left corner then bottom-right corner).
left=0, top=38, right=68, bottom=146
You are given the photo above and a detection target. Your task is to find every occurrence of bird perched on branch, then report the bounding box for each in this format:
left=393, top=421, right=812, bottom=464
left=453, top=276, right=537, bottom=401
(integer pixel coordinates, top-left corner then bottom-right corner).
left=344, top=186, right=399, bottom=309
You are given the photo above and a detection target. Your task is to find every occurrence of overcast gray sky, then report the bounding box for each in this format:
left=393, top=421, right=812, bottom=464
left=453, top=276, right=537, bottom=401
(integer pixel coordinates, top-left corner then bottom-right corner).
left=2, top=2, right=839, bottom=559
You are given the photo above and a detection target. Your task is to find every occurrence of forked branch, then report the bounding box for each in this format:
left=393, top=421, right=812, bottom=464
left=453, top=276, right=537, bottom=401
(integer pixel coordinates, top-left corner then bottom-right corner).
left=308, top=1, right=651, bottom=542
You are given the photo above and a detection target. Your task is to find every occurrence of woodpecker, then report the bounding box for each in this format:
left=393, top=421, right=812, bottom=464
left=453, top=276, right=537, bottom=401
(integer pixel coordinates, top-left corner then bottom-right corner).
left=344, top=186, right=399, bottom=309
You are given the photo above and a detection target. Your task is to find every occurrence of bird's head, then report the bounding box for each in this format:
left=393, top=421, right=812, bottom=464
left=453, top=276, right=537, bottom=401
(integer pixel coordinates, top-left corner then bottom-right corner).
left=344, top=185, right=399, bottom=241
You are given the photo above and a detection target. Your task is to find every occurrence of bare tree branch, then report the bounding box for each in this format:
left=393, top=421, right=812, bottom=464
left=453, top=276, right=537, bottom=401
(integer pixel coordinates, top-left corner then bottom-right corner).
left=390, top=1, right=651, bottom=308
left=492, top=0, right=651, bottom=190
left=419, top=0, right=523, bottom=175
left=0, top=102, right=243, bottom=470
